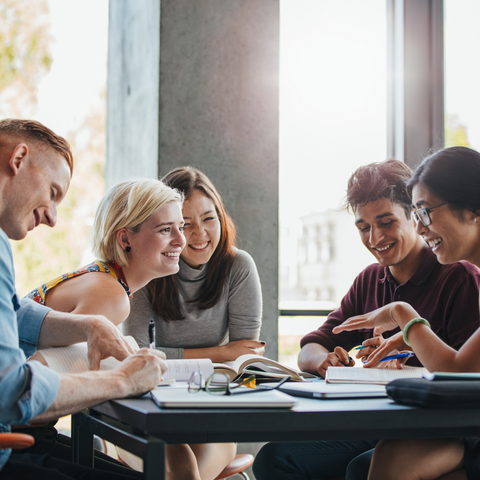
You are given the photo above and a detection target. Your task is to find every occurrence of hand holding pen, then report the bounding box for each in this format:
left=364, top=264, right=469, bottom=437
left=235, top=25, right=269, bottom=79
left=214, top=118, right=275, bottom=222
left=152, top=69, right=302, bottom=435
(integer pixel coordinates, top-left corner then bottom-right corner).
left=353, top=332, right=385, bottom=361
left=355, top=345, right=414, bottom=366
left=357, top=331, right=411, bottom=368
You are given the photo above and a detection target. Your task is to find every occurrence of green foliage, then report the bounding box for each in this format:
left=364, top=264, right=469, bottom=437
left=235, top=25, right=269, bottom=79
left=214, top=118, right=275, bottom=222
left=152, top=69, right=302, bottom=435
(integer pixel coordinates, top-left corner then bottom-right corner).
left=0, top=0, right=106, bottom=295
left=445, top=114, right=470, bottom=148
left=0, top=0, right=53, bottom=116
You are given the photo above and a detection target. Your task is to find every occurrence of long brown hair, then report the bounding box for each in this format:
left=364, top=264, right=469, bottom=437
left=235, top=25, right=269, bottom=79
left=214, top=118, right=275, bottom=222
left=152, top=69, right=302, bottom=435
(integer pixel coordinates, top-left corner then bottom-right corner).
left=148, top=167, right=237, bottom=320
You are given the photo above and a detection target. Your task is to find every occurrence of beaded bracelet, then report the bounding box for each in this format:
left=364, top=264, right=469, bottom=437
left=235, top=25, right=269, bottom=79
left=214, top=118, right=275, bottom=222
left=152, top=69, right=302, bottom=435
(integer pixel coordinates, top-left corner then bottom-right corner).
left=403, top=318, right=431, bottom=347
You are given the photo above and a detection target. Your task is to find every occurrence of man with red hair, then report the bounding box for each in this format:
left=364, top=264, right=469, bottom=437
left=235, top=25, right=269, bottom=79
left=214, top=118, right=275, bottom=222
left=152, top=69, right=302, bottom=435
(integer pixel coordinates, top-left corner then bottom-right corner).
left=0, top=119, right=166, bottom=479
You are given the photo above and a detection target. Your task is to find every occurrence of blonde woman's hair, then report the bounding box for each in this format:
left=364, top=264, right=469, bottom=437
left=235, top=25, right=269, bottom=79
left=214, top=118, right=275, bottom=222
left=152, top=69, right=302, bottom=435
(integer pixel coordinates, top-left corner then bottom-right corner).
left=93, top=179, right=183, bottom=266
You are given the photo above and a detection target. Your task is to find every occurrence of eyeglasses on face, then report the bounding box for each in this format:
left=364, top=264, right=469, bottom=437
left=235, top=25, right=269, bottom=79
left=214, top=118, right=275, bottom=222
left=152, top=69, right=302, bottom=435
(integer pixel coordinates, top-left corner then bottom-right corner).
left=188, top=371, right=290, bottom=396
left=411, top=202, right=447, bottom=227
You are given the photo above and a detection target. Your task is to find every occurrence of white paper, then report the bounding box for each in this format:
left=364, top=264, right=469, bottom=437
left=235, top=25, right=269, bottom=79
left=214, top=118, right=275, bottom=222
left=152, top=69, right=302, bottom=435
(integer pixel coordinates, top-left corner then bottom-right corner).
left=162, top=358, right=214, bottom=381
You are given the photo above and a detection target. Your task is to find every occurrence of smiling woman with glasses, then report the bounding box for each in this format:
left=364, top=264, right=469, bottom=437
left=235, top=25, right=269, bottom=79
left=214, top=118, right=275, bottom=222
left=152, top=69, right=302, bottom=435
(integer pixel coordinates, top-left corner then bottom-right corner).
left=332, top=146, right=480, bottom=480
left=411, top=202, right=447, bottom=226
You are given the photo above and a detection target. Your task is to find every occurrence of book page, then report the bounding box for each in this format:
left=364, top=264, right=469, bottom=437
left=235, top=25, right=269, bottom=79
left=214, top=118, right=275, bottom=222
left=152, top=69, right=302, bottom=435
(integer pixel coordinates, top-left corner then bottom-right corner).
left=230, top=354, right=305, bottom=381
left=162, top=359, right=213, bottom=381
left=326, top=366, right=428, bottom=385
left=232, top=354, right=296, bottom=374
left=38, top=336, right=140, bottom=373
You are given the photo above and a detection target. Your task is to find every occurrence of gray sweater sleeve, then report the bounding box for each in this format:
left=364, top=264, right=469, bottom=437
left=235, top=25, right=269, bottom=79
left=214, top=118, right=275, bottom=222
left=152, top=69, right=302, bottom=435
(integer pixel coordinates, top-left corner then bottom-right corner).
left=122, top=287, right=185, bottom=358
left=226, top=249, right=262, bottom=341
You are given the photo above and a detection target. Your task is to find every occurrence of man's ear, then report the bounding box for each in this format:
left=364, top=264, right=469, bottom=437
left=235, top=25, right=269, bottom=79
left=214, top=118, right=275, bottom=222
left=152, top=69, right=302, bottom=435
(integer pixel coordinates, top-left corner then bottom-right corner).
left=116, top=228, right=131, bottom=250
left=8, top=144, right=29, bottom=176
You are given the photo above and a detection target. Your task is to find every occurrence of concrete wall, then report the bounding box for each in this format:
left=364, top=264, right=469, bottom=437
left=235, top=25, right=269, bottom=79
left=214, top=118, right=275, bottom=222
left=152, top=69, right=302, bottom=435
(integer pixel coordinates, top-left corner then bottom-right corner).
left=107, top=0, right=280, bottom=362
left=106, top=0, right=161, bottom=184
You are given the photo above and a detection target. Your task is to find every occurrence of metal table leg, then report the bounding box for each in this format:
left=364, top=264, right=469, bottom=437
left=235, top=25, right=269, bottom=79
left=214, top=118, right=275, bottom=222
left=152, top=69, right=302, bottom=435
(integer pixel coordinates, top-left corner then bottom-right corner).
left=71, top=410, right=167, bottom=480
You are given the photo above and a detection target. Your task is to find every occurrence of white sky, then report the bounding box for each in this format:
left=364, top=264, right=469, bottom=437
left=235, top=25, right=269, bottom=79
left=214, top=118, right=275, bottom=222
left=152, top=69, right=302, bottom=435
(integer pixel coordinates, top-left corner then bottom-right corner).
left=279, top=0, right=387, bottom=225
left=36, top=0, right=109, bottom=138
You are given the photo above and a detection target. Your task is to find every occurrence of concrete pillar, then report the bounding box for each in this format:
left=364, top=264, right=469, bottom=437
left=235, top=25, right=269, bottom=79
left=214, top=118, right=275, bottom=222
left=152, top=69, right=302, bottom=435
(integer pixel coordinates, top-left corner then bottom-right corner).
left=107, top=3, right=279, bottom=474
left=106, top=0, right=161, bottom=182
left=107, top=0, right=280, bottom=366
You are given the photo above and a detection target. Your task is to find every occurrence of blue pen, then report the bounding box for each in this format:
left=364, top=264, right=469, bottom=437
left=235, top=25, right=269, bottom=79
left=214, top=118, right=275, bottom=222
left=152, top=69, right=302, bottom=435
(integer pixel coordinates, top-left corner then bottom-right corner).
left=378, top=352, right=415, bottom=363
left=355, top=345, right=366, bottom=350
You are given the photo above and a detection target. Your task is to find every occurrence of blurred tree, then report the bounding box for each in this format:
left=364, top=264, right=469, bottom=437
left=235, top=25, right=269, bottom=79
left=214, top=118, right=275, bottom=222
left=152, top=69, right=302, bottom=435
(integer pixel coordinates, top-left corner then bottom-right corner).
left=0, top=0, right=52, bottom=117
left=0, top=0, right=106, bottom=294
left=12, top=100, right=105, bottom=295
left=445, top=114, right=470, bottom=148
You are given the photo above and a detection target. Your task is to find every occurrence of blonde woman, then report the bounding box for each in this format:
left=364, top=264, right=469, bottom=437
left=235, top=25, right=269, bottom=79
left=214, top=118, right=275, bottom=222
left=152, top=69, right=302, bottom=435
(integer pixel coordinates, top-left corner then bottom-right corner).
left=27, top=179, right=235, bottom=480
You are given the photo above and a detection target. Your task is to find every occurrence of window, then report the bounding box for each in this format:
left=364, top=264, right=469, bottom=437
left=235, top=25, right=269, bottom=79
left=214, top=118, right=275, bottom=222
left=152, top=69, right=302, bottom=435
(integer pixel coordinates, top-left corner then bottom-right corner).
left=278, top=0, right=387, bottom=365
left=444, top=0, right=480, bottom=150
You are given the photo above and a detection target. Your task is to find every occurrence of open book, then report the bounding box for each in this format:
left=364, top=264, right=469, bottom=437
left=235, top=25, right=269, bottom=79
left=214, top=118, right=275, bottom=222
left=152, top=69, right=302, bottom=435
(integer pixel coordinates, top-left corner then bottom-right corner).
left=326, top=366, right=428, bottom=385
left=37, top=337, right=214, bottom=382
left=214, top=354, right=316, bottom=382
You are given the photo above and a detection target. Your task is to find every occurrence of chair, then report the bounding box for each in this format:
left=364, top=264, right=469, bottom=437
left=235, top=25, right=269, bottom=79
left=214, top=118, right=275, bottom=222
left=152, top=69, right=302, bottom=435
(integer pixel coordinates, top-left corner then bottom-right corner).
left=214, top=454, right=254, bottom=480
left=0, top=433, right=35, bottom=449
left=118, top=449, right=253, bottom=479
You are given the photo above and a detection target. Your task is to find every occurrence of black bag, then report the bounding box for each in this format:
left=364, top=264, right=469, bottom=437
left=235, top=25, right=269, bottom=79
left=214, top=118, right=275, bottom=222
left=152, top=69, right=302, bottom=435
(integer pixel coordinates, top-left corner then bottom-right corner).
left=386, top=378, right=480, bottom=409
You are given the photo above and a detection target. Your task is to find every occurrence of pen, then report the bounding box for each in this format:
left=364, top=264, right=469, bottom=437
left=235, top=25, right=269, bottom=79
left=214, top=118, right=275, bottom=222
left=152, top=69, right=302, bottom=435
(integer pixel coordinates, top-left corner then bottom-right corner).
left=378, top=352, right=415, bottom=363
left=354, top=345, right=366, bottom=350
left=149, top=318, right=156, bottom=349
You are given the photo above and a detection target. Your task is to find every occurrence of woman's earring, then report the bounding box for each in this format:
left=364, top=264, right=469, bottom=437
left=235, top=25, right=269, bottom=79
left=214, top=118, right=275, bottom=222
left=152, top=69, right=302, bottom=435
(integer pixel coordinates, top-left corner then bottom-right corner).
left=475, top=218, right=479, bottom=224
left=126, top=246, right=131, bottom=252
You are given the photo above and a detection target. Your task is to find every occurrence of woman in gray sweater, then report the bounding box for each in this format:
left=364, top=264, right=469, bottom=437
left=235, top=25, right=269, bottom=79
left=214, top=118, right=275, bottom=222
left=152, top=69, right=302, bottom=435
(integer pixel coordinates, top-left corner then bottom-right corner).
left=123, top=166, right=264, bottom=480
left=124, top=166, right=264, bottom=361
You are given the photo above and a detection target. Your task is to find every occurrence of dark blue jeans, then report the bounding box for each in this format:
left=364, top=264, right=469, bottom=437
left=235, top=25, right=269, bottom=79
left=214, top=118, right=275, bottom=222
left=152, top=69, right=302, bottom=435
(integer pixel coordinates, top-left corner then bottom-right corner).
left=253, top=440, right=377, bottom=480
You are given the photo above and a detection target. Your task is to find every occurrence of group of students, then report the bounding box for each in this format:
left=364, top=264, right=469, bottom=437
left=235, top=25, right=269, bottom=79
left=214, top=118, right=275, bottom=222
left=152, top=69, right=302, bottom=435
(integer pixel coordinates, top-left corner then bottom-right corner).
left=0, top=119, right=262, bottom=480
left=3, top=116, right=480, bottom=480
left=254, top=149, right=480, bottom=480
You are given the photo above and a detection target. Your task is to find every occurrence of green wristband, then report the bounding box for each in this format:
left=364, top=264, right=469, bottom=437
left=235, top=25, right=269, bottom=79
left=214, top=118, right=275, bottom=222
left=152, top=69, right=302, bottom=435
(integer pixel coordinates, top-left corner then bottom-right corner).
left=403, top=318, right=431, bottom=347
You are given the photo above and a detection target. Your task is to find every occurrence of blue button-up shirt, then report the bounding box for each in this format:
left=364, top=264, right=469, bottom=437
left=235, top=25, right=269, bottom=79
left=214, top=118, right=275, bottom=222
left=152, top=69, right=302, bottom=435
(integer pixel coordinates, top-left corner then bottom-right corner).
left=0, top=228, right=59, bottom=470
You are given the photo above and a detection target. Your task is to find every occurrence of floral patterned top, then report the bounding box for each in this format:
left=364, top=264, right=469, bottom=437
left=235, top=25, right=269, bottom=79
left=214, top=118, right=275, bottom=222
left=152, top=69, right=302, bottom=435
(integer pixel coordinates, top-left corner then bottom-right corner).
left=26, top=260, right=132, bottom=305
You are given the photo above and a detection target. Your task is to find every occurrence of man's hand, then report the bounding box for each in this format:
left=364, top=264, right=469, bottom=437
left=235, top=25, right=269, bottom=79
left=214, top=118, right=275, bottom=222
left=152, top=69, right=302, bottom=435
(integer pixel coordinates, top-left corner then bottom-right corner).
left=117, top=348, right=168, bottom=397
left=35, top=348, right=168, bottom=420
left=354, top=332, right=385, bottom=361
left=298, top=343, right=355, bottom=377
left=315, top=346, right=355, bottom=377
left=84, top=316, right=137, bottom=370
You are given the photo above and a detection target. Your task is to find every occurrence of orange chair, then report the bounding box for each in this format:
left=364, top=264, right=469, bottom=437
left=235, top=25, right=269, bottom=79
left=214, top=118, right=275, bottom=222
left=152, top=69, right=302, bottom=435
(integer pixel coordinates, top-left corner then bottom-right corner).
left=0, top=433, right=35, bottom=449
left=214, top=454, right=254, bottom=480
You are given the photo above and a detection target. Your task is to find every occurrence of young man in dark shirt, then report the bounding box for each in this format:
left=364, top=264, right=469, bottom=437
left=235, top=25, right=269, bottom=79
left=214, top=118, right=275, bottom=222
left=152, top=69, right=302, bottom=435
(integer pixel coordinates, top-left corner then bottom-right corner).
left=253, top=159, right=480, bottom=480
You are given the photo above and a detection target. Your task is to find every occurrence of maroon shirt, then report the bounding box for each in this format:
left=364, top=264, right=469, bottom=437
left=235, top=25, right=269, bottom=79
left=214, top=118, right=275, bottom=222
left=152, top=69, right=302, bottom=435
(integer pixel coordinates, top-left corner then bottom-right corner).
left=300, top=248, right=480, bottom=367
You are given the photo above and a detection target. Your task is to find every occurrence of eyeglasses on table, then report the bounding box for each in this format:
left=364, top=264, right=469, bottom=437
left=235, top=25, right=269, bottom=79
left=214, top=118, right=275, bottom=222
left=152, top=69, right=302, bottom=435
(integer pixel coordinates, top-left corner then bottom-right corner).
left=188, top=371, right=291, bottom=396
